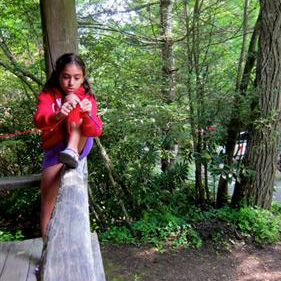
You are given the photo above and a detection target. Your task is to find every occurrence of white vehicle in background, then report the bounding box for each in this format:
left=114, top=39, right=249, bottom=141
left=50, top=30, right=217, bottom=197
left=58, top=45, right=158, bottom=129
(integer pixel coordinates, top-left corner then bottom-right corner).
left=234, top=132, right=248, bottom=160
left=217, top=132, right=248, bottom=161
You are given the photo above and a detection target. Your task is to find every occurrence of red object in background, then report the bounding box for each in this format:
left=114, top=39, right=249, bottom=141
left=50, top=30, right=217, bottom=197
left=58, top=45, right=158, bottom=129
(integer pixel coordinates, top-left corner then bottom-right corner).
left=207, top=126, right=216, bottom=132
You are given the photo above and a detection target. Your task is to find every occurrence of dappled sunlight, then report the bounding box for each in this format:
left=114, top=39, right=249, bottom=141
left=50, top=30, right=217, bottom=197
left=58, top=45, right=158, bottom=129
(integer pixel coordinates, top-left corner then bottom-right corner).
left=234, top=244, right=281, bottom=281
left=102, top=242, right=281, bottom=281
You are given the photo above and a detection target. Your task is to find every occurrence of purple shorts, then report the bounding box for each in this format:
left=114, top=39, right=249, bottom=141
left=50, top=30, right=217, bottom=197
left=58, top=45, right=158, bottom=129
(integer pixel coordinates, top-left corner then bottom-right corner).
left=42, top=137, right=94, bottom=169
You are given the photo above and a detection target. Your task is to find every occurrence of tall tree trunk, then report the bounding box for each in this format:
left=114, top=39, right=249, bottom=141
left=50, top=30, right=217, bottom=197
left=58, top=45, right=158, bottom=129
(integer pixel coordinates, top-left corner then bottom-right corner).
left=184, top=0, right=205, bottom=203
left=216, top=6, right=260, bottom=208
left=160, top=0, right=175, bottom=102
left=159, top=0, right=177, bottom=172
left=40, top=0, right=78, bottom=77
left=236, top=0, right=250, bottom=91
left=203, top=131, right=210, bottom=202
left=232, top=0, right=281, bottom=209
left=193, top=0, right=205, bottom=203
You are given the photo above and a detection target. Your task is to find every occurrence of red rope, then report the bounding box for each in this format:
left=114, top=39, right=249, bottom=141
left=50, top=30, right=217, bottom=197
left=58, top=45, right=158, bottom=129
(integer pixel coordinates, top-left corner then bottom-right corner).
left=0, top=111, right=95, bottom=140
left=0, top=114, right=67, bottom=140
left=0, top=128, right=41, bottom=140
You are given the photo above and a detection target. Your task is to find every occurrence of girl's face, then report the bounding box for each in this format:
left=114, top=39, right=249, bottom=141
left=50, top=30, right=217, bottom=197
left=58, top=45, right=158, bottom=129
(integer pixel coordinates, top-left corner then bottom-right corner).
left=59, top=63, right=84, bottom=94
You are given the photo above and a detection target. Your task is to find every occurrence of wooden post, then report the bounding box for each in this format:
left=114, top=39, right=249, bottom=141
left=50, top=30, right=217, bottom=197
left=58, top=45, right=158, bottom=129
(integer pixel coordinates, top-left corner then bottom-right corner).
left=40, top=0, right=78, bottom=77
left=40, top=158, right=106, bottom=281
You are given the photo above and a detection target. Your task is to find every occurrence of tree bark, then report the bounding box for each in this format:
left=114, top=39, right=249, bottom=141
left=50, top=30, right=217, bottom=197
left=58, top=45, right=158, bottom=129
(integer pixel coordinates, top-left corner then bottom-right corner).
left=159, top=0, right=177, bottom=172
left=216, top=9, right=260, bottom=208
left=40, top=0, right=78, bottom=77
left=183, top=0, right=205, bottom=203
left=236, top=0, right=250, bottom=91
left=160, top=0, right=176, bottom=102
left=232, top=0, right=281, bottom=209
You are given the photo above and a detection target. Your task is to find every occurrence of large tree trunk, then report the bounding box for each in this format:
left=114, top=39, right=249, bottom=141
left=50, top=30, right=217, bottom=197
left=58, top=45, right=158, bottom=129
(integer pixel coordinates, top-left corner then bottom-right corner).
left=192, top=0, right=205, bottom=203
left=216, top=9, right=260, bottom=208
left=160, top=0, right=175, bottom=102
left=40, top=0, right=78, bottom=77
left=159, top=0, right=177, bottom=172
left=231, top=0, right=281, bottom=209
left=183, top=0, right=206, bottom=203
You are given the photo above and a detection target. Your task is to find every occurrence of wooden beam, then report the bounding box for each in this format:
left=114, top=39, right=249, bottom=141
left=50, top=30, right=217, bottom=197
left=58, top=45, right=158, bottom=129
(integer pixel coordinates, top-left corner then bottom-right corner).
left=0, top=174, right=41, bottom=191
left=40, top=158, right=106, bottom=281
left=0, top=234, right=105, bottom=281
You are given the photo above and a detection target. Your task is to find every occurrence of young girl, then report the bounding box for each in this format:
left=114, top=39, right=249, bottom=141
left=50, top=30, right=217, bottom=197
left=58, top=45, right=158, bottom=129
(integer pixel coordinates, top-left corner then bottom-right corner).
left=34, top=53, right=102, bottom=240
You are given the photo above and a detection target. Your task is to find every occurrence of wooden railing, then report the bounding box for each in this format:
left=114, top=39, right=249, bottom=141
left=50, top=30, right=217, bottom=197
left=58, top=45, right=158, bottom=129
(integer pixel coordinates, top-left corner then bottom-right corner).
left=0, top=174, right=41, bottom=190
left=0, top=160, right=106, bottom=281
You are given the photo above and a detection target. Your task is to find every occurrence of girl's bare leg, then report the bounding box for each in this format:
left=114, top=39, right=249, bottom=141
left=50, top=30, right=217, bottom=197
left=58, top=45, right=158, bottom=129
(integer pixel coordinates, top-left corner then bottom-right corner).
left=78, top=135, right=88, bottom=154
left=66, top=122, right=88, bottom=155
left=40, top=163, right=63, bottom=241
left=67, top=124, right=80, bottom=153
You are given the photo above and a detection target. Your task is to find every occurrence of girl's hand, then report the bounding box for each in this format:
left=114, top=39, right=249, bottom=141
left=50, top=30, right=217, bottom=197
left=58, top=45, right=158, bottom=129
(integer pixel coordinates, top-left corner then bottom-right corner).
left=56, top=101, right=73, bottom=120
left=80, top=98, right=92, bottom=115
left=65, top=94, right=81, bottom=108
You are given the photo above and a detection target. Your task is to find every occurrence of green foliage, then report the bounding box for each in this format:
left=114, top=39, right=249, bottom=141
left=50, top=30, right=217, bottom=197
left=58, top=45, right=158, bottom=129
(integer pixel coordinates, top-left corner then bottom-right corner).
left=1, top=0, right=276, bottom=249
left=100, top=207, right=202, bottom=250
left=0, top=97, right=42, bottom=176
left=0, top=188, right=40, bottom=218
left=0, top=229, right=24, bottom=242
left=100, top=203, right=281, bottom=249
left=216, top=205, right=281, bottom=244
left=99, top=226, right=135, bottom=244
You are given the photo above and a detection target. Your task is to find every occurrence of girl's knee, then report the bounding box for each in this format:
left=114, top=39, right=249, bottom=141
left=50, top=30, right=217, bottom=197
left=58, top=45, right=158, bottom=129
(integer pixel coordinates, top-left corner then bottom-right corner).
left=41, top=164, right=63, bottom=190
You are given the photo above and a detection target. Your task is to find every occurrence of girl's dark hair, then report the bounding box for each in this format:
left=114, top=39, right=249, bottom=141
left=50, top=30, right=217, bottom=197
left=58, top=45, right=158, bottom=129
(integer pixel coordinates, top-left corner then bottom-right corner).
left=43, top=53, right=94, bottom=96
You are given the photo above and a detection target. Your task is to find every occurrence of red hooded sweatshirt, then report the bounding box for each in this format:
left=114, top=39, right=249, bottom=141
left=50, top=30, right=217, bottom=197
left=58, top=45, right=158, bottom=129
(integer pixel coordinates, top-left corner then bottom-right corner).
left=34, top=86, right=102, bottom=150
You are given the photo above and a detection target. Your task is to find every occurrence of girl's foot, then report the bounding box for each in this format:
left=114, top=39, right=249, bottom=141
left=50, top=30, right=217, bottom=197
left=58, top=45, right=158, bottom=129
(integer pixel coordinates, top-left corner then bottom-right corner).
left=59, top=147, right=79, bottom=168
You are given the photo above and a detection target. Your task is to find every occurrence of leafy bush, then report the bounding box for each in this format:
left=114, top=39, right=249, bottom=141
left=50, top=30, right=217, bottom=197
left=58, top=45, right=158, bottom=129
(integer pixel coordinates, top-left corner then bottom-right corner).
left=99, top=226, right=135, bottom=244
left=99, top=207, right=202, bottom=250
left=99, top=203, right=281, bottom=249
left=216, top=205, right=281, bottom=243
left=0, top=230, right=24, bottom=242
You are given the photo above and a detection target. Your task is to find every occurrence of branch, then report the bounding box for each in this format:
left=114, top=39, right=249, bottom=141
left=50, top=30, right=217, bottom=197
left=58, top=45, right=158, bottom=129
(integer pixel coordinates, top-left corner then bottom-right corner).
left=0, top=60, right=38, bottom=95
left=95, top=138, right=132, bottom=226
left=78, top=22, right=160, bottom=46
left=0, top=34, right=42, bottom=86
left=80, top=2, right=159, bottom=18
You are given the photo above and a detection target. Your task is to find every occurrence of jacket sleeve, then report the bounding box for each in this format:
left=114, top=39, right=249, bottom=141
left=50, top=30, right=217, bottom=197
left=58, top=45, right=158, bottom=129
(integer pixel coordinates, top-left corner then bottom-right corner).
left=81, top=96, right=103, bottom=137
left=33, top=92, right=57, bottom=130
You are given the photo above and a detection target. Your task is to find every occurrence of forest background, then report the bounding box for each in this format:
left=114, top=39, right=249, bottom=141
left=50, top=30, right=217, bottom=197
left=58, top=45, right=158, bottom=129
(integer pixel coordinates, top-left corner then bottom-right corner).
left=1, top=0, right=281, bottom=248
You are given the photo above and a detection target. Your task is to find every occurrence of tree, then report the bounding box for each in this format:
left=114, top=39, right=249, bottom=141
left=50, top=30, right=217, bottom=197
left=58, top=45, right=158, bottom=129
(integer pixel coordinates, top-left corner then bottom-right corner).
left=232, top=0, right=281, bottom=209
left=216, top=6, right=260, bottom=208
left=40, top=0, right=78, bottom=76
left=159, top=0, right=178, bottom=172
left=160, top=0, right=175, bottom=102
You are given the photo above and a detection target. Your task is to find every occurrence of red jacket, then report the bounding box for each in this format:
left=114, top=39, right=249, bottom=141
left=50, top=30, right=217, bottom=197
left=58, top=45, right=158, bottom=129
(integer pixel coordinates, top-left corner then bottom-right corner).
left=34, top=86, right=102, bottom=150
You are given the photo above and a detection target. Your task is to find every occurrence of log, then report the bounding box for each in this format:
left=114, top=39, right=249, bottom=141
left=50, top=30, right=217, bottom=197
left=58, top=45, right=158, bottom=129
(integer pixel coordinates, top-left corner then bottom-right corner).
left=40, top=158, right=106, bottom=281
left=0, top=174, right=41, bottom=191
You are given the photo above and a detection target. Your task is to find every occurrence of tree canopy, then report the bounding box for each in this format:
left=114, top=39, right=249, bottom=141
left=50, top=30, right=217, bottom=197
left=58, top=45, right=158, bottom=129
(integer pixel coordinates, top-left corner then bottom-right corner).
left=1, top=0, right=281, bottom=245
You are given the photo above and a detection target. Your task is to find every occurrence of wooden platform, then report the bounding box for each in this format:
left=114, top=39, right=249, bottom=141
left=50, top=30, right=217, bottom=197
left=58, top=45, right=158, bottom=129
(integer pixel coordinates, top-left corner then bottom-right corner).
left=0, top=233, right=105, bottom=281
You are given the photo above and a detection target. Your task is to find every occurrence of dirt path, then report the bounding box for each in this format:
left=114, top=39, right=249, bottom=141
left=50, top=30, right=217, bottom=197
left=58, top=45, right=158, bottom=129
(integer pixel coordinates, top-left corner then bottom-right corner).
left=101, top=242, right=281, bottom=281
